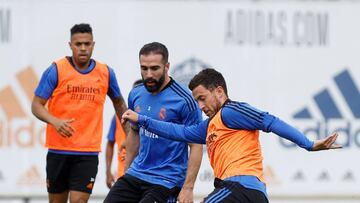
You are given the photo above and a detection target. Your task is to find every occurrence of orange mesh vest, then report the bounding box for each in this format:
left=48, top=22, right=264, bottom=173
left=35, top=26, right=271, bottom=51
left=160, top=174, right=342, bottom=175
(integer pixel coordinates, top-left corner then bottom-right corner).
left=207, top=109, right=265, bottom=182
left=46, top=57, right=109, bottom=152
left=115, top=116, right=126, bottom=177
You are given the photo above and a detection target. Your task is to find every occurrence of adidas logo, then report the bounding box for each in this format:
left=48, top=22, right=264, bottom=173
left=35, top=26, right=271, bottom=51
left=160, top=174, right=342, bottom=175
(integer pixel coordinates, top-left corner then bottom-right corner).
left=293, top=69, right=360, bottom=119
left=0, top=66, right=45, bottom=148
left=171, top=57, right=210, bottom=86
left=282, top=69, right=360, bottom=149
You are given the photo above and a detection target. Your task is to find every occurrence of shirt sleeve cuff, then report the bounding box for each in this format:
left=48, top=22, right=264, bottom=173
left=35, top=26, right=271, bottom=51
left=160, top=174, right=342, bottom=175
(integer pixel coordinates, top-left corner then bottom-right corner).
left=138, top=115, right=148, bottom=127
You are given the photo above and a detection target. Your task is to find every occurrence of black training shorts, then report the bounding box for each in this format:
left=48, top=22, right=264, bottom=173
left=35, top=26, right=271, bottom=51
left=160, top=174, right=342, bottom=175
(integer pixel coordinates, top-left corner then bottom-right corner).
left=104, top=174, right=180, bottom=203
left=46, top=152, right=99, bottom=194
left=202, top=178, right=269, bottom=203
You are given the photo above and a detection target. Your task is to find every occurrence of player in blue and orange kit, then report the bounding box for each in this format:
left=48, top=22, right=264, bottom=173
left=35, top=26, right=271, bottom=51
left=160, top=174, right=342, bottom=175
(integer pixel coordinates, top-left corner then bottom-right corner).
left=105, top=79, right=143, bottom=189
left=31, top=23, right=128, bottom=203
left=104, top=42, right=203, bottom=203
left=122, top=68, right=342, bottom=203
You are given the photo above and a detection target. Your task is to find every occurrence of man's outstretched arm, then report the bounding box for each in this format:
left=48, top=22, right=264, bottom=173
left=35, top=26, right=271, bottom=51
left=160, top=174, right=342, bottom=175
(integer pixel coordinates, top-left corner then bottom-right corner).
left=122, top=109, right=208, bottom=144
left=267, top=117, right=342, bottom=151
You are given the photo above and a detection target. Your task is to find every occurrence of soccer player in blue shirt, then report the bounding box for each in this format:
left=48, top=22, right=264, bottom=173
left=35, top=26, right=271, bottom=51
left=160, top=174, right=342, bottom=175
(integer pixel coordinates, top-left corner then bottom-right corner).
left=104, top=42, right=203, bottom=203
left=121, top=68, right=341, bottom=203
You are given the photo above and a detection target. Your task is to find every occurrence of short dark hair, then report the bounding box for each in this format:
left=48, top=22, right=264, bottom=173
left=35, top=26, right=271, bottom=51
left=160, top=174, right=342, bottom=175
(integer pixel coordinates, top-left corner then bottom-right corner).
left=188, top=68, right=228, bottom=96
left=132, top=79, right=143, bottom=88
left=139, top=42, right=169, bottom=63
left=70, top=23, right=92, bottom=36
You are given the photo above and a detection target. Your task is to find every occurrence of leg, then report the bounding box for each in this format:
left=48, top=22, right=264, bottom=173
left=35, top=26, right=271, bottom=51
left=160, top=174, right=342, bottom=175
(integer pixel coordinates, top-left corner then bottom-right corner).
left=69, top=190, right=91, bottom=203
left=48, top=191, right=68, bottom=203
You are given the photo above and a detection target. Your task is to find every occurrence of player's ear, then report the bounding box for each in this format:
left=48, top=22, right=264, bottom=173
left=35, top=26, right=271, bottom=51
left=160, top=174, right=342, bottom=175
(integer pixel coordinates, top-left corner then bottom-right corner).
left=215, top=86, right=225, bottom=99
left=165, top=62, right=170, bottom=72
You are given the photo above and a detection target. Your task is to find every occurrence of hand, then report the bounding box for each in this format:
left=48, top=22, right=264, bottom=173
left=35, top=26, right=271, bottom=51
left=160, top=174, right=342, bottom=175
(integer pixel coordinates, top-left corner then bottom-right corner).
left=312, top=132, right=342, bottom=151
left=106, top=171, right=115, bottom=189
left=121, top=109, right=139, bottom=124
left=52, top=118, right=75, bottom=137
left=177, top=187, right=194, bottom=203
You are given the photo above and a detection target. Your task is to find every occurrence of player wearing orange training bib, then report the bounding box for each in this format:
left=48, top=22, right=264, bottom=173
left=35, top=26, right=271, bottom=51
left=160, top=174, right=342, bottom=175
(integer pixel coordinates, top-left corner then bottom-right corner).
left=31, top=23, right=128, bottom=203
